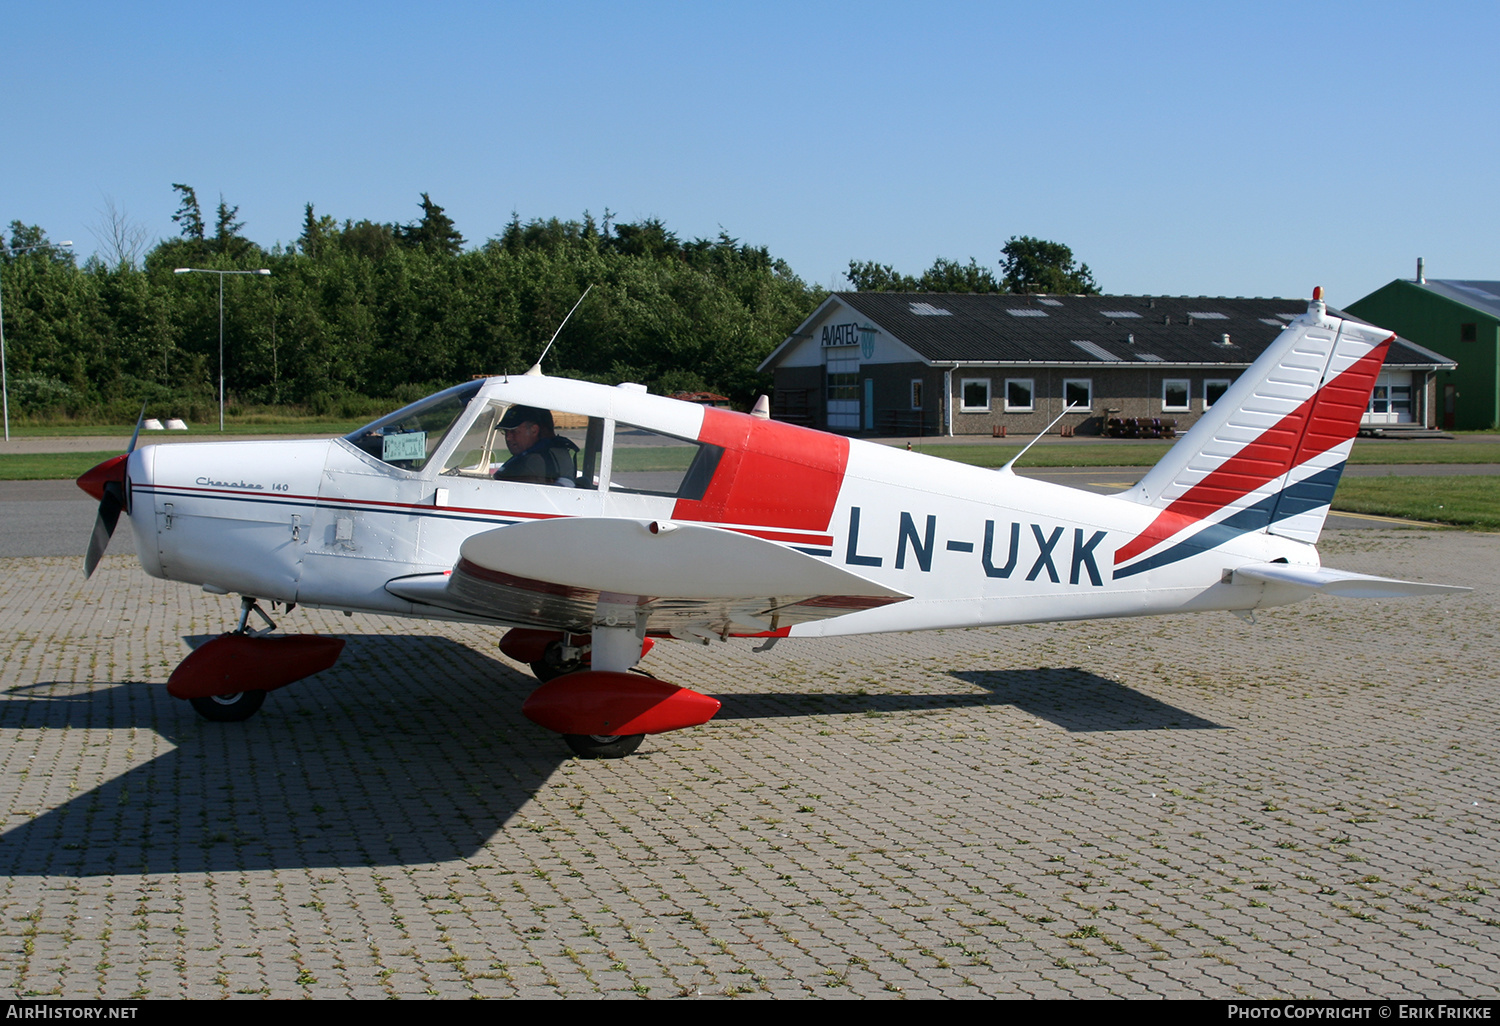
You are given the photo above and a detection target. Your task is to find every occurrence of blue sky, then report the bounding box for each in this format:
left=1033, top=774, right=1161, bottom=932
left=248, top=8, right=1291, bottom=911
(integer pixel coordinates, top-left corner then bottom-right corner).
left=6, top=1, right=1494, bottom=305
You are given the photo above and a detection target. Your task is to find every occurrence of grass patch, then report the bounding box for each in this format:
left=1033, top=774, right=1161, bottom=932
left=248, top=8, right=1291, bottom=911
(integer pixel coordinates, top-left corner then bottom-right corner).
left=1348, top=442, right=1500, bottom=465
left=897, top=443, right=1168, bottom=468
left=1330, top=475, right=1500, bottom=530
left=2, top=419, right=366, bottom=438
left=0, top=452, right=125, bottom=481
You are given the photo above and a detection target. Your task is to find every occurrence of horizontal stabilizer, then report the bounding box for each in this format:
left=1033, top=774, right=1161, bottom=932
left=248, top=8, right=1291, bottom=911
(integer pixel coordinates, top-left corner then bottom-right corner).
left=387, top=518, right=909, bottom=634
left=1231, top=563, right=1470, bottom=599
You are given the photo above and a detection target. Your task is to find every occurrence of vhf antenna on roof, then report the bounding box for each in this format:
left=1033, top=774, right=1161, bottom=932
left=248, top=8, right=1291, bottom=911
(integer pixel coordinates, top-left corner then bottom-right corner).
left=526, top=284, right=594, bottom=376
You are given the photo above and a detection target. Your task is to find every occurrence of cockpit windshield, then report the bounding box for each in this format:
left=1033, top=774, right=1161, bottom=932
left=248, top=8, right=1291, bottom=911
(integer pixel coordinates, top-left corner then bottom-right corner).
left=344, top=380, right=483, bottom=472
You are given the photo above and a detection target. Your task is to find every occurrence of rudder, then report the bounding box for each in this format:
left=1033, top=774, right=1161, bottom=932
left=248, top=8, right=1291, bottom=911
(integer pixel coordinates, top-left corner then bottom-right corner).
left=1114, top=293, right=1391, bottom=578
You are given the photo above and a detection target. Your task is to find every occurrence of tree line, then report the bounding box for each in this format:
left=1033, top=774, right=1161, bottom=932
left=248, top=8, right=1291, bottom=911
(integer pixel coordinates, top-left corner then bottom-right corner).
left=0, top=191, right=821, bottom=421
left=846, top=236, right=1099, bottom=296
left=1, top=187, right=1097, bottom=422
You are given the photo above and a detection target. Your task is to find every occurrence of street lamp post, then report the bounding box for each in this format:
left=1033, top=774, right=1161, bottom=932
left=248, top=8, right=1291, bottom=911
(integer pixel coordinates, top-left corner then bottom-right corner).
left=0, top=240, right=74, bottom=441
left=173, top=267, right=271, bottom=431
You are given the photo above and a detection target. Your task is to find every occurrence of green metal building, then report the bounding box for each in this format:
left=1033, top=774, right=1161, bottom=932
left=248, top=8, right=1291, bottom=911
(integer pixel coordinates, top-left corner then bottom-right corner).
left=1348, top=277, right=1500, bottom=430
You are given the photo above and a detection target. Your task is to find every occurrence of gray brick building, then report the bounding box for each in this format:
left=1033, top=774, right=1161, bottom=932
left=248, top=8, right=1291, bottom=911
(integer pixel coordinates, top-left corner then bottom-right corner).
left=760, top=292, right=1452, bottom=436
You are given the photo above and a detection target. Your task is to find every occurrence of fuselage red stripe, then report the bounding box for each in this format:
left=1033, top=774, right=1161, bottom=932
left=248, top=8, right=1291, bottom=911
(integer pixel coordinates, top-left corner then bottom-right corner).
left=674, top=408, right=849, bottom=533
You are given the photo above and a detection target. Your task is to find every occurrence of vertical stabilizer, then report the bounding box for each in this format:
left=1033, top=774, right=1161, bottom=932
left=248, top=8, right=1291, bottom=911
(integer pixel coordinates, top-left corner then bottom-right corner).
left=1113, top=294, right=1391, bottom=580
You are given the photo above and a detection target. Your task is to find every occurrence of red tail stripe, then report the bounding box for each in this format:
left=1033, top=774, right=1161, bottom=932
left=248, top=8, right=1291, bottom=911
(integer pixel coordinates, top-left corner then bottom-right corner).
left=1115, top=339, right=1390, bottom=566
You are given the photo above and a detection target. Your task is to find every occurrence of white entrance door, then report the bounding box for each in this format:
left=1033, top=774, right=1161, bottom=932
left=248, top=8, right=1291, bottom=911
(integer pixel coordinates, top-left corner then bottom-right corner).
left=1364, top=371, right=1414, bottom=426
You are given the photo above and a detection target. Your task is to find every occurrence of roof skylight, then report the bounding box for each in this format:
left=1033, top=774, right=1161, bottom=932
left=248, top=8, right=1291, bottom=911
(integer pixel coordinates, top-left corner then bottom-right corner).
left=1071, top=339, right=1122, bottom=361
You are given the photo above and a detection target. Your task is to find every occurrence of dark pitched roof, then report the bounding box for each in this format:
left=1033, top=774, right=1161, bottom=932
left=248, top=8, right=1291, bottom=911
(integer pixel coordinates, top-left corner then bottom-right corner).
left=794, top=292, right=1448, bottom=368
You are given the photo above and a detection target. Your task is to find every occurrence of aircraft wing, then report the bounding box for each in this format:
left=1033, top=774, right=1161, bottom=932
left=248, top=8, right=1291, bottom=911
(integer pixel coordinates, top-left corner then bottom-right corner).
left=1230, top=563, right=1471, bottom=599
left=385, top=518, right=910, bottom=636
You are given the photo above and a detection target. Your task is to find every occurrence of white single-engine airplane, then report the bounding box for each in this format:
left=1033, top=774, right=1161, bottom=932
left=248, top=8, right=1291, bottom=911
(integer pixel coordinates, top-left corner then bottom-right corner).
left=77, top=291, right=1466, bottom=757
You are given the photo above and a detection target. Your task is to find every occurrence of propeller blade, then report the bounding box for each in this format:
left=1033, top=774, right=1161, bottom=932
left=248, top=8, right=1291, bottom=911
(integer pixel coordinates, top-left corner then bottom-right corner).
left=84, top=482, right=124, bottom=579
left=126, top=402, right=147, bottom=455
left=78, top=416, right=140, bottom=577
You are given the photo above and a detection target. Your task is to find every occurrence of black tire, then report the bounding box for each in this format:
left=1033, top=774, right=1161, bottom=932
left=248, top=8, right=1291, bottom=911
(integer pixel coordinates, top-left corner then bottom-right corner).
left=189, top=690, right=267, bottom=722
left=563, top=733, right=645, bottom=759
left=530, top=640, right=584, bottom=683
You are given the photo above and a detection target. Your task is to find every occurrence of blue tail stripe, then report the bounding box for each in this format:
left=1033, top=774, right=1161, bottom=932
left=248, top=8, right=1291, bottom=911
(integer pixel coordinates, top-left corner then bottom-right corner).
left=1272, top=460, right=1348, bottom=521
left=1115, top=464, right=1345, bottom=580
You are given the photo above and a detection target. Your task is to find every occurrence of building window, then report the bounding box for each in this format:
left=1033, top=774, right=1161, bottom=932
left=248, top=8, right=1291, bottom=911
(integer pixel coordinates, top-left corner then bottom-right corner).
left=1063, top=378, right=1092, bottom=410
left=1204, top=379, right=1230, bottom=409
left=1004, top=378, right=1034, bottom=412
left=961, top=378, right=992, bottom=412
left=1162, top=379, right=1190, bottom=412
left=910, top=379, right=923, bottom=410
left=1461, top=322, right=1478, bottom=342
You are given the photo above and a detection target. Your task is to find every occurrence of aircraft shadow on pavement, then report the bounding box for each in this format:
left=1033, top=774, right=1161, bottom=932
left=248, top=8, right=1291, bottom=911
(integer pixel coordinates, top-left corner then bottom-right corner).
left=678, top=667, right=1220, bottom=733
left=0, top=634, right=568, bottom=877
left=947, top=668, right=1221, bottom=732
left=0, top=642, right=1218, bottom=876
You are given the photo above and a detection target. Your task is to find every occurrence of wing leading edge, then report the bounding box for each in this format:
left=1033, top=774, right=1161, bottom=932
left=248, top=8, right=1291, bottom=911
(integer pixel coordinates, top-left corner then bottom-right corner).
left=384, top=518, right=910, bottom=636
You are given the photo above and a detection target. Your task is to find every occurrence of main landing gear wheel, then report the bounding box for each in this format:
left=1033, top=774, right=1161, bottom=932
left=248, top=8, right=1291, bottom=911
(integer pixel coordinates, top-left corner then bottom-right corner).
left=189, top=690, right=267, bottom=722
left=563, top=733, right=645, bottom=759
left=530, top=640, right=585, bottom=683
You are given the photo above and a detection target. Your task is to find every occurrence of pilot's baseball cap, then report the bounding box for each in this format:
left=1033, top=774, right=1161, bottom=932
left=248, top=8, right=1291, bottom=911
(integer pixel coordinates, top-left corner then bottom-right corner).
left=498, top=405, right=554, bottom=431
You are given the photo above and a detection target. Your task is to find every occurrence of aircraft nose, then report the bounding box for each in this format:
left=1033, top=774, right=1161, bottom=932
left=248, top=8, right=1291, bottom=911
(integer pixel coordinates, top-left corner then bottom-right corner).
left=77, top=454, right=129, bottom=501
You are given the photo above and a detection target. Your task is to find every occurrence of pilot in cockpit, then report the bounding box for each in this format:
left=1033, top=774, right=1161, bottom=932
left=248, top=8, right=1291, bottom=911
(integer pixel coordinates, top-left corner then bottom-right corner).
left=493, top=405, right=580, bottom=486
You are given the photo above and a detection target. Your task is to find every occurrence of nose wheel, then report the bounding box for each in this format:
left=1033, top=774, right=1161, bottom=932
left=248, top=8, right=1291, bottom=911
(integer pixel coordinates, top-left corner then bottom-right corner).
left=563, top=733, right=645, bottom=759
left=189, top=690, right=267, bottom=723
left=170, top=596, right=343, bottom=723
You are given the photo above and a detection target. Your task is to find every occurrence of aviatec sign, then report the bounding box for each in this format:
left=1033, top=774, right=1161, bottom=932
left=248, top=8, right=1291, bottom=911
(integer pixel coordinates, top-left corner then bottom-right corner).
left=820, top=322, right=861, bottom=347
left=821, top=322, right=878, bottom=359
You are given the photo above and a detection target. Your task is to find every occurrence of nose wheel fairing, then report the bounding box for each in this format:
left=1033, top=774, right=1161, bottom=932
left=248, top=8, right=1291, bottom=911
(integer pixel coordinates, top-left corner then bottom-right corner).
left=165, top=633, right=345, bottom=701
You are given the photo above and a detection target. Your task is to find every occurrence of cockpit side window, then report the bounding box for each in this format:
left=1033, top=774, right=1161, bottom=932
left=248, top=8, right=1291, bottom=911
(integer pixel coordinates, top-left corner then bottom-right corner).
left=441, top=402, right=600, bottom=489
left=345, top=381, right=483, bottom=472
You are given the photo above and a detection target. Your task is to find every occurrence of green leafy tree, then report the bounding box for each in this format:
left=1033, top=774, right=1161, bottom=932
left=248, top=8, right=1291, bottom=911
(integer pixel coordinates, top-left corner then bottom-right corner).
left=999, top=235, right=1098, bottom=294
left=917, top=257, right=1000, bottom=292
left=298, top=203, right=339, bottom=258
left=339, top=219, right=397, bottom=261
left=396, top=193, right=464, bottom=256
left=3, top=222, right=74, bottom=265
left=847, top=256, right=1000, bottom=293
left=606, top=218, right=680, bottom=260
left=212, top=196, right=250, bottom=258
left=845, top=260, right=918, bottom=291
left=170, top=184, right=205, bottom=243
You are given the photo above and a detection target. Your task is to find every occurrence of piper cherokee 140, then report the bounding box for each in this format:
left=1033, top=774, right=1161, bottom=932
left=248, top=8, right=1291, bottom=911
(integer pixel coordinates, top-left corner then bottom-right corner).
left=75, top=291, right=1467, bottom=757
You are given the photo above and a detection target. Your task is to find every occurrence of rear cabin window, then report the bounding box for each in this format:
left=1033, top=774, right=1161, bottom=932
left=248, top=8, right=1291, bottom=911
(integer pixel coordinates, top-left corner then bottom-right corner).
left=609, top=425, right=723, bottom=500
